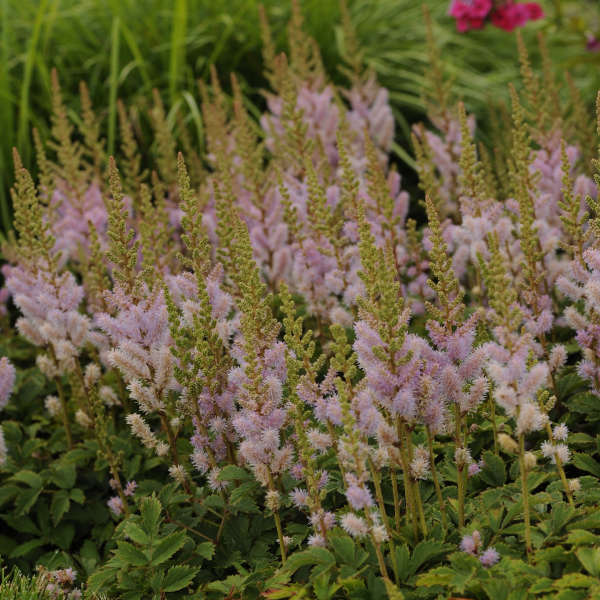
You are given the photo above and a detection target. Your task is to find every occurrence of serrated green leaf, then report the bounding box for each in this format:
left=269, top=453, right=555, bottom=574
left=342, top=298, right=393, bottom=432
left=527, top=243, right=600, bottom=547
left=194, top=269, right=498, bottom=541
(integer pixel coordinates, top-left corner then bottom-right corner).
left=572, top=454, right=600, bottom=478
left=283, top=547, right=335, bottom=574
left=566, top=530, right=600, bottom=546
left=162, top=565, right=200, bottom=592
left=409, top=540, right=450, bottom=575
left=217, top=465, right=252, bottom=481
left=70, top=488, right=85, bottom=504
left=554, top=572, right=598, bottom=588
left=54, top=522, right=75, bottom=550
left=480, top=451, right=506, bottom=487
left=87, top=568, right=119, bottom=594
left=415, top=566, right=454, bottom=587
left=124, top=522, right=150, bottom=545
left=15, top=486, right=42, bottom=515
left=9, top=537, right=45, bottom=558
left=576, top=547, right=600, bottom=577
left=196, top=540, right=215, bottom=560
left=11, top=470, right=43, bottom=488
left=149, top=530, right=187, bottom=566
left=50, top=462, right=77, bottom=489
left=331, top=535, right=355, bottom=565
left=140, top=494, right=162, bottom=538
left=0, top=485, right=19, bottom=507
left=116, top=540, right=149, bottom=566
left=50, top=490, right=70, bottom=526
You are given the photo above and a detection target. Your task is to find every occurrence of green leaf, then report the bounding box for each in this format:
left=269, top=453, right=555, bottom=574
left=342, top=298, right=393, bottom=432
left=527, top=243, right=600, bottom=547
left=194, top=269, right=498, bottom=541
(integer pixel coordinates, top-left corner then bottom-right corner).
left=140, top=494, right=162, bottom=537
left=70, top=488, right=85, bottom=504
left=0, top=485, right=19, bottom=507
left=395, top=545, right=410, bottom=582
left=87, top=567, right=119, bottom=593
left=50, top=462, right=77, bottom=489
left=15, top=487, right=42, bottom=515
left=415, top=566, right=454, bottom=587
left=217, top=465, right=252, bottom=481
left=196, top=541, right=215, bottom=560
left=54, top=522, right=75, bottom=550
left=50, top=490, right=70, bottom=526
left=572, top=454, right=600, bottom=478
left=331, top=535, right=355, bottom=565
left=162, top=565, right=200, bottom=592
left=576, top=547, right=600, bottom=577
left=566, top=530, right=600, bottom=546
left=480, top=451, right=506, bottom=487
left=283, top=547, right=335, bottom=575
left=116, top=541, right=149, bottom=567
left=9, top=537, right=45, bottom=558
left=149, top=530, right=187, bottom=566
left=11, top=470, right=43, bottom=488
left=409, top=540, right=450, bottom=575
left=124, top=522, right=150, bottom=545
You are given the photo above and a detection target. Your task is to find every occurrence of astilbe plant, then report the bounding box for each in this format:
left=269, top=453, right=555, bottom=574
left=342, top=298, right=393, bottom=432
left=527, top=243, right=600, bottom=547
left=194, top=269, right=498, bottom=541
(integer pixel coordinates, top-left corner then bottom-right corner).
left=2, top=3, right=600, bottom=599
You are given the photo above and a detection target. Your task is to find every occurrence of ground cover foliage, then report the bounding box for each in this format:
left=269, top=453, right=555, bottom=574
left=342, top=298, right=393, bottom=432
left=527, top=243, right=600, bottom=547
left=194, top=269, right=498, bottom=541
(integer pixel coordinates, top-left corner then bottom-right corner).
left=2, top=2, right=600, bottom=598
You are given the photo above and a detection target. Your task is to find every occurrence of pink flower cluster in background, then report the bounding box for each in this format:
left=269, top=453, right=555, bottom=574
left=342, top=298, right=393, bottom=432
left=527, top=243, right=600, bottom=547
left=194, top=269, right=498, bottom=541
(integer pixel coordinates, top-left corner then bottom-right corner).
left=449, top=0, right=543, bottom=32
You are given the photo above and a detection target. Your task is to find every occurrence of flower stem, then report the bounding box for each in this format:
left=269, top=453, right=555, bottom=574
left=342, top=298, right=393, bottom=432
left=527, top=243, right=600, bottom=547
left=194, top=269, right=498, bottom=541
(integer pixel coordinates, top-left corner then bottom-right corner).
left=273, top=509, right=287, bottom=563
left=54, top=376, right=73, bottom=449
left=518, top=432, right=533, bottom=561
left=390, top=469, right=402, bottom=533
left=426, top=427, right=447, bottom=529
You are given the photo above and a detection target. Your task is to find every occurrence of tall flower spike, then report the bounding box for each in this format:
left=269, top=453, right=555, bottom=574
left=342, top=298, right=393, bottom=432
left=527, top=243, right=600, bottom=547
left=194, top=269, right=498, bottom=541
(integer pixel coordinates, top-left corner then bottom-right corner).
left=50, top=68, right=85, bottom=199
left=338, top=0, right=365, bottom=85
left=424, top=194, right=464, bottom=328
left=508, top=85, right=544, bottom=315
left=11, top=149, right=57, bottom=268
left=79, top=81, right=105, bottom=179
left=105, top=157, right=141, bottom=298
left=457, top=102, right=487, bottom=217
left=478, top=232, right=521, bottom=331
left=558, top=139, right=587, bottom=265
left=150, top=89, right=177, bottom=187
left=118, top=99, right=147, bottom=195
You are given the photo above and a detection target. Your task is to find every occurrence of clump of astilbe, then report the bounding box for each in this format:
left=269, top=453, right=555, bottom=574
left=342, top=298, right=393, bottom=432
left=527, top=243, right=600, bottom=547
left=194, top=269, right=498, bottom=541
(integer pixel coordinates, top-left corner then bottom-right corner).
left=96, top=160, right=183, bottom=481
left=424, top=194, right=489, bottom=531
left=166, top=155, right=236, bottom=488
left=44, top=71, right=109, bottom=266
left=439, top=102, right=513, bottom=288
left=220, top=205, right=291, bottom=561
left=6, top=151, right=93, bottom=448
left=0, top=357, right=15, bottom=466
left=330, top=323, right=391, bottom=581
left=280, top=284, right=335, bottom=548
left=478, top=229, right=573, bottom=561
left=561, top=95, right=600, bottom=396
left=353, top=191, right=433, bottom=538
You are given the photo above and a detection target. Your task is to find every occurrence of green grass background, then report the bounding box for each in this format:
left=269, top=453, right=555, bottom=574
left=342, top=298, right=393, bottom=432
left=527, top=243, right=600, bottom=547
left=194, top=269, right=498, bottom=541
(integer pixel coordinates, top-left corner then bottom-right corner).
left=2, top=0, right=599, bottom=232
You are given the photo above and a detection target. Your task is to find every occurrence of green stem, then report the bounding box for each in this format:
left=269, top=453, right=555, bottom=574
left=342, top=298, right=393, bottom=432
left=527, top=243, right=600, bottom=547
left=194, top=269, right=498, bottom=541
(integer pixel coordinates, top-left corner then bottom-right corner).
left=390, top=470, right=402, bottom=533
left=426, top=428, right=447, bottom=529
left=518, top=432, right=533, bottom=561
left=454, top=406, right=465, bottom=530
left=398, top=421, right=418, bottom=539
left=369, top=533, right=389, bottom=580
left=54, top=376, right=73, bottom=449
left=273, top=509, right=287, bottom=563
left=413, top=479, right=428, bottom=536
left=369, top=458, right=393, bottom=540
left=489, top=394, right=499, bottom=455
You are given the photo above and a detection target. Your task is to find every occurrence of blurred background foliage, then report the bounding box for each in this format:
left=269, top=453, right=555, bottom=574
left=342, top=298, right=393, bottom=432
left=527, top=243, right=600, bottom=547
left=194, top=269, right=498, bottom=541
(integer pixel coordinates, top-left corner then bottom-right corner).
left=1, top=0, right=599, bottom=232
